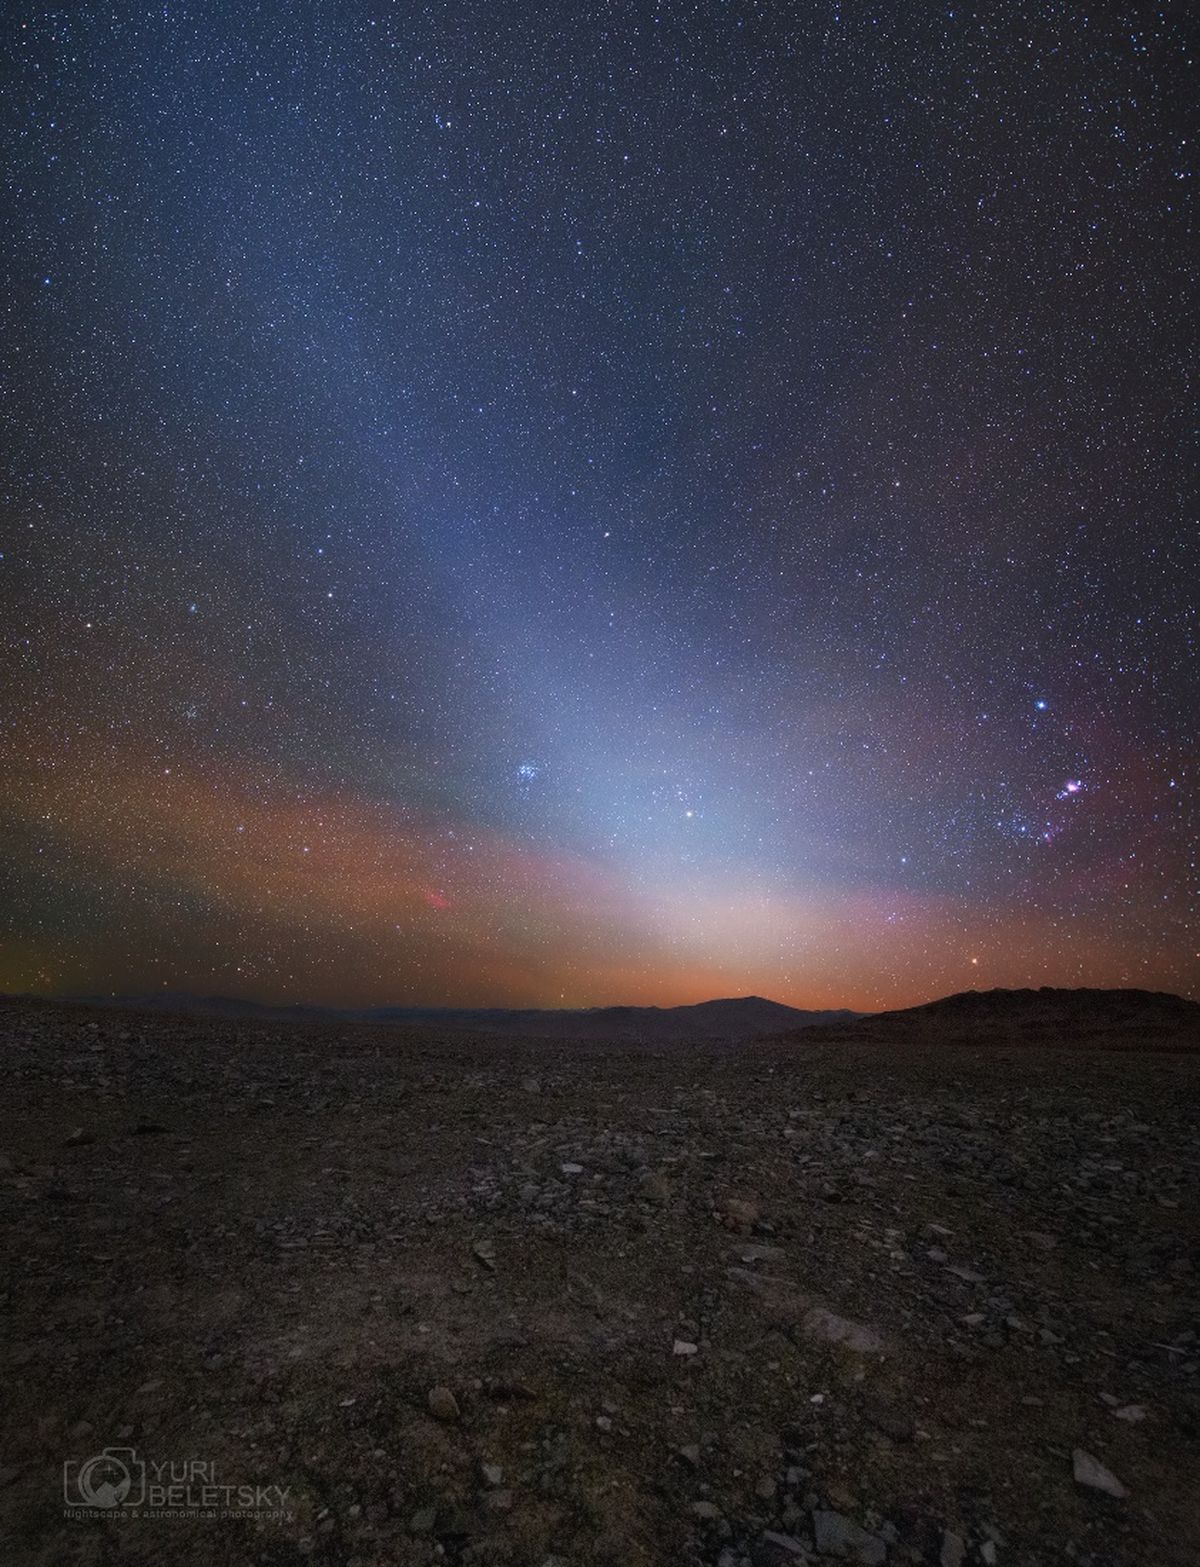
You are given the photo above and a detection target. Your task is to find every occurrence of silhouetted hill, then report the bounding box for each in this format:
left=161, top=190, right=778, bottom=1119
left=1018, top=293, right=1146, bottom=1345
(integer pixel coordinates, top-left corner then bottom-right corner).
left=63, top=992, right=858, bottom=1042
left=789, top=986, right=1200, bottom=1049
left=886, top=986, right=1197, bottom=1026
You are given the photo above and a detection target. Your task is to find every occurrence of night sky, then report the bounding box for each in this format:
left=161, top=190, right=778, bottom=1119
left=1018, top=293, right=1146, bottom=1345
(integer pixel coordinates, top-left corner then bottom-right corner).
left=2, top=4, right=1194, bottom=1010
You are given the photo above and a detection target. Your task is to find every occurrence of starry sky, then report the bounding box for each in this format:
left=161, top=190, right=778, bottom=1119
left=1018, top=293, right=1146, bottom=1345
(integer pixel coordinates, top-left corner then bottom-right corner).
left=2, top=3, right=1195, bottom=1010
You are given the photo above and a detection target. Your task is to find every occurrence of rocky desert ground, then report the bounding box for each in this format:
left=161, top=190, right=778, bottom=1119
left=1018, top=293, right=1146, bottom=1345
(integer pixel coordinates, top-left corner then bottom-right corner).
left=1, top=996, right=1198, bottom=1567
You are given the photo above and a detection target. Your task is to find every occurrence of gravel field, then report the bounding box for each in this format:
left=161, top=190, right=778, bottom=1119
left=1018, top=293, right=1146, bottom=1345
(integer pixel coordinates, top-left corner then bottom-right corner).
left=1, top=997, right=1198, bottom=1567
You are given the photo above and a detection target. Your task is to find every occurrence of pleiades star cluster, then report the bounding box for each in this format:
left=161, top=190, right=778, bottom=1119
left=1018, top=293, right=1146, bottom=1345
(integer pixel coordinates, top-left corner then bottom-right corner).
left=1, top=4, right=1194, bottom=1008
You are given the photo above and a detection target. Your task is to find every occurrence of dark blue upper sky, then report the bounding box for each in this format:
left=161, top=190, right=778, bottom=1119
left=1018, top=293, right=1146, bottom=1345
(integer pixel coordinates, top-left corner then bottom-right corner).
left=2, top=3, right=1194, bottom=1007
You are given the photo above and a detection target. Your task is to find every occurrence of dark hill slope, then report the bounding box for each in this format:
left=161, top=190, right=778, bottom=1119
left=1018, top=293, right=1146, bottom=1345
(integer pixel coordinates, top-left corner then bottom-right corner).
left=781, top=987, right=1200, bottom=1050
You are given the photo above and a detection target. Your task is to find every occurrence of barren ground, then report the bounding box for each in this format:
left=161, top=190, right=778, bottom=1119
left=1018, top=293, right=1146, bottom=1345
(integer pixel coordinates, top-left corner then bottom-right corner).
left=1, top=998, right=1197, bottom=1567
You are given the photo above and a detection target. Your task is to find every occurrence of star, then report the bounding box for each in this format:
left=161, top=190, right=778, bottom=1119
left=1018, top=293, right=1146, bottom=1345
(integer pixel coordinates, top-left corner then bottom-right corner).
left=0, top=1, right=1189, bottom=1009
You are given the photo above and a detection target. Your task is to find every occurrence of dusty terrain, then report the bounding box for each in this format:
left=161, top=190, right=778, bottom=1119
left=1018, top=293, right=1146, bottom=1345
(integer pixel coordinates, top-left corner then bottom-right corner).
left=1, top=997, right=1198, bottom=1567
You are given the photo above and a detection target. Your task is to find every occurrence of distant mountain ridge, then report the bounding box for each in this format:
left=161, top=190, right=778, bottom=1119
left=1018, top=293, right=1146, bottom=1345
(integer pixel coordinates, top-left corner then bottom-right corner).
left=785, top=986, right=1200, bottom=1049
left=47, top=984, right=1200, bottom=1047
left=879, top=986, right=1200, bottom=1029
left=62, top=991, right=860, bottom=1042
left=367, top=996, right=860, bottom=1041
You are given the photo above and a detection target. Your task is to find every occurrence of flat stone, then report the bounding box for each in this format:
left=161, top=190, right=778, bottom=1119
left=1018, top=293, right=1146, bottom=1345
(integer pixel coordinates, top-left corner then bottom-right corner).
left=739, top=1243, right=789, bottom=1265
left=763, top=1531, right=807, bottom=1553
left=940, top=1530, right=966, bottom=1567
left=755, top=1532, right=809, bottom=1563
left=812, top=1509, right=887, bottom=1564
left=801, top=1307, right=885, bottom=1357
left=945, top=1264, right=986, bottom=1285
left=472, top=1238, right=496, bottom=1270
left=727, top=1269, right=886, bottom=1356
left=1073, top=1448, right=1127, bottom=1498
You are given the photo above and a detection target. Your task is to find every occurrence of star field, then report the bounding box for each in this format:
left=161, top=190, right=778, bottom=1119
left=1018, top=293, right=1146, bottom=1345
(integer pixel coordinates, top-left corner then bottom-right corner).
left=1, top=3, right=1195, bottom=1008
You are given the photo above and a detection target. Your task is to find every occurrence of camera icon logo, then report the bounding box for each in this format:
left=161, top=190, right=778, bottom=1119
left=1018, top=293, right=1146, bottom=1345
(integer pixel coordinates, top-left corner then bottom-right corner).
left=63, top=1448, right=146, bottom=1508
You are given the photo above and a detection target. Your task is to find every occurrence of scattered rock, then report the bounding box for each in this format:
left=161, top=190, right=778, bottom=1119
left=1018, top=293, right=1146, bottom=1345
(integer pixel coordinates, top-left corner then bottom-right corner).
left=4, top=995, right=1196, bottom=1567
left=1073, top=1448, right=1127, bottom=1498
left=427, top=1385, right=460, bottom=1422
left=726, top=1269, right=885, bottom=1356
left=945, top=1264, right=985, bottom=1285
left=940, top=1529, right=966, bottom=1567
left=812, top=1509, right=887, bottom=1564
left=755, top=1531, right=809, bottom=1563
left=638, top=1172, right=671, bottom=1204
left=719, top=1195, right=762, bottom=1229
left=739, top=1243, right=788, bottom=1265
left=801, top=1306, right=886, bottom=1357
